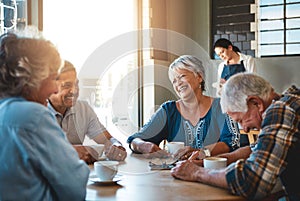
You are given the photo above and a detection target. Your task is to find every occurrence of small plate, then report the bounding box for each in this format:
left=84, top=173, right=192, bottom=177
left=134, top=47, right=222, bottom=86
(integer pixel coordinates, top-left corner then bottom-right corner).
left=149, top=157, right=178, bottom=170
left=89, top=175, right=122, bottom=184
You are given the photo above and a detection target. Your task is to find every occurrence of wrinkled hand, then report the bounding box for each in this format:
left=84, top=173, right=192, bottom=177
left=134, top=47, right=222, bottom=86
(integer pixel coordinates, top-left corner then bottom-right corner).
left=138, top=141, right=161, bottom=153
left=105, top=144, right=127, bottom=161
left=187, top=151, right=204, bottom=166
left=143, top=149, right=170, bottom=159
left=171, top=160, right=201, bottom=181
left=136, top=141, right=169, bottom=158
left=173, top=146, right=197, bottom=160
left=73, top=145, right=97, bottom=164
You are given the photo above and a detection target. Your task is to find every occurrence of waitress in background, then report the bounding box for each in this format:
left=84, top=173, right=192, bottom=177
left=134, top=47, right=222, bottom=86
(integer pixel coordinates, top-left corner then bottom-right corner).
left=213, top=38, right=257, bottom=147
left=213, top=38, right=256, bottom=96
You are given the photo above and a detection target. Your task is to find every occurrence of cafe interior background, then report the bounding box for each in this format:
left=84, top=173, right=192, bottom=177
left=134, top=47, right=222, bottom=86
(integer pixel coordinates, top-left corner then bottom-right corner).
left=6, top=0, right=300, bottom=144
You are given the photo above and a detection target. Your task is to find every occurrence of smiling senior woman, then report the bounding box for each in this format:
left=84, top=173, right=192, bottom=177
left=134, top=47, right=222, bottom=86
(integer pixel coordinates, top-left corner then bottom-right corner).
left=0, top=30, right=89, bottom=201
left=127, top=55, right=242, bottom=159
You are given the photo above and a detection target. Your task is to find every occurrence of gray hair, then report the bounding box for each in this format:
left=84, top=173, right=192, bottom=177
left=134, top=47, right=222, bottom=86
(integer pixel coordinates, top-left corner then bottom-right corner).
left=168, top=55, right=206, bottom=91
left=0, top=30, right=62, bottom=98
left=58, top=60, right=77, bottom=79
left=220, top=73, right=274, bottom=113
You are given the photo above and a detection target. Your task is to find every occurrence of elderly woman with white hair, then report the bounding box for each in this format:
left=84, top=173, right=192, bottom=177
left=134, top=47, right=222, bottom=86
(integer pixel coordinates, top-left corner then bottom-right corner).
left=127, top=55, right=241, bottom=160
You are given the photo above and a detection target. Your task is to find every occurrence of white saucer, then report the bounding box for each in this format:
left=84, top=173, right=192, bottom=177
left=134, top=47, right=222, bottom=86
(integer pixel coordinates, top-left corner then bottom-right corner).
left=89, top=174, right=122, bottom=184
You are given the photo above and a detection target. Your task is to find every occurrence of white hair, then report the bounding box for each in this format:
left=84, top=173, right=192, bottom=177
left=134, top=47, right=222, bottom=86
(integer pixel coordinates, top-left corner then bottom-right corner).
left=168, top=55, right=206, bottom=91
left=220, top=73, right=274, bottom=113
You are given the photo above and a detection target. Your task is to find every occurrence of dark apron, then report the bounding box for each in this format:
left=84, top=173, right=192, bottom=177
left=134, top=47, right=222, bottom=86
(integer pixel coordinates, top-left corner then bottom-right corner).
left=221, top=60, right=246, bottom=81
left=221, top=61, right=248, bottom=146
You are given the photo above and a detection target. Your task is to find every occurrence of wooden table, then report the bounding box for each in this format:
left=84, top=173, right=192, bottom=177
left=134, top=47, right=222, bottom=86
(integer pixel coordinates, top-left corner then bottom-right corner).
left=86, top=153, right=245, bottom=201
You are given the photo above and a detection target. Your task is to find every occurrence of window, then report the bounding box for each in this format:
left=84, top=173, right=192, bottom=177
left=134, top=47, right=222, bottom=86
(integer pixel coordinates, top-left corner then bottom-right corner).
left=43, top=0, right=140, bottom=141
left=258, top=0, right=300, bottom=56
left=211, top=0, right=255, bottom=59
left=1, top=0, right=27, bottom=34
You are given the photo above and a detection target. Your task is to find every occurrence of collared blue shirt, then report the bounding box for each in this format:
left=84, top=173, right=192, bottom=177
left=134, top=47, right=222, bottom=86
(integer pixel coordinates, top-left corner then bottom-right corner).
left=0, top=97, right=90, bottom=201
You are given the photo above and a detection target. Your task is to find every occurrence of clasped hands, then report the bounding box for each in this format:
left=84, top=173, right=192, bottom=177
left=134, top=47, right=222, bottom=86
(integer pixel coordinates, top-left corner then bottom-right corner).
left=73, top=143, right=127, bottom=164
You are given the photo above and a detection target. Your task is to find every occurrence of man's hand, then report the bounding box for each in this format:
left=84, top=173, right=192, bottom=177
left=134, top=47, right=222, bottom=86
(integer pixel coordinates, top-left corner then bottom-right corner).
left=73, top=145, right=97, bottom=164
left=104, top=143, right=127, bottom=161
left=171, top=160, right=202, bottom=182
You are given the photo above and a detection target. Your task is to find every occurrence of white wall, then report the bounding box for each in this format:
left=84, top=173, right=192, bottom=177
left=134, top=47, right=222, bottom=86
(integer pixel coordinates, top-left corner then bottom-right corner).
left=255, top=57, right=300, bottom=93
left=209, top=57, right=300, bottom=96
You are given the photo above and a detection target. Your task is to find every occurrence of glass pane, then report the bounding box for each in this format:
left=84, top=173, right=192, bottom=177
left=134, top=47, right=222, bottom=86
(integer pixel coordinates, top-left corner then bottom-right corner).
left=286, top=0, right=300, bottom=3
left=2, top=0, right=27, bottom=33
left=286, top=43, right=300, bottom=54
left=287, top=4, right=300, bottom=18
left=260, top=0, right=283, bottom=6
left=287, top=29, right=300, bottom=42
left=286, top=18, right=300, bottom=29
left=16, top=0, right=27, bottom=30
left=96, top=54, right=139, bottom=136
left=260, top=20, right=283, bottom=30
left=260, top=44, right=284, bottom=56
left=43, top=0, right=139, bottom=141
left=261, top=31, right=284, bottom=43
left=260, top=6, right=283, bottom=19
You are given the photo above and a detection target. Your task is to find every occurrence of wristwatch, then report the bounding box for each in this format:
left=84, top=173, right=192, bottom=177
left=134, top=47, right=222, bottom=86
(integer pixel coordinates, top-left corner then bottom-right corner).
left=203, top=148, right=211, bottom=157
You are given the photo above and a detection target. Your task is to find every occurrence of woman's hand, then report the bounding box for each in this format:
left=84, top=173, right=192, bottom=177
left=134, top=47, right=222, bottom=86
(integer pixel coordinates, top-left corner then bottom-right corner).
left=138, top=141, right=161, bottom=153
left=173, top=146, right=197, bottom=160
left=131, top=139, right=169, bottom=158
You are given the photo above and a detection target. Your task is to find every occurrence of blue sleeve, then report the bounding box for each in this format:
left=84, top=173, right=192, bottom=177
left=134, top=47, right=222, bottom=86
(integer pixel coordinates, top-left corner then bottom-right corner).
left=32, top=109, right=90, bottom=200
left=127, top=104, right=169, bottom=146
left=211, top=98, right=240, bottom=151
left=220, top=115, right=240, bottom=151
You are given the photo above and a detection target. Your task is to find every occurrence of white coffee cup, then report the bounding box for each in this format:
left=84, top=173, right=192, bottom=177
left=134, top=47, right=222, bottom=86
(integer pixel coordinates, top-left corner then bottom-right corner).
left=203, top=157, right=227, bottom=169
left=94, top=161, right=119, bottom=181
left=166, top=142, right=184, bottom=154
left=89, top=144, right=105, bottom=159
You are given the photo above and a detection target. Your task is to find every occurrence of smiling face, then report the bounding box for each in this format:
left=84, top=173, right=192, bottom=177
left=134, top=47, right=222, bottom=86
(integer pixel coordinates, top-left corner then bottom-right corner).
left=171, top=68, right=202, bottom=100
left=214, top=45, right=233, bottom=63
left=49, top=70, right=79, bottom=111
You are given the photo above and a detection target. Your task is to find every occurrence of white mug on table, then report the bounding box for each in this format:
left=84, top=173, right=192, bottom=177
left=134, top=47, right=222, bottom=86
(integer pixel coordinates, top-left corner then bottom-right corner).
left=203, top=157, right=227, bottom=169
left=94, top=161, right=119, bottom=181
left=166, top=141, right=184, bottom=154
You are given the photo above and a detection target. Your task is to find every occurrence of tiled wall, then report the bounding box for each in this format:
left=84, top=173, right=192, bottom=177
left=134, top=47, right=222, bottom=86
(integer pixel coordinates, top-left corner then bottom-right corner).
left=212, top=0, right=255, bottom=58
